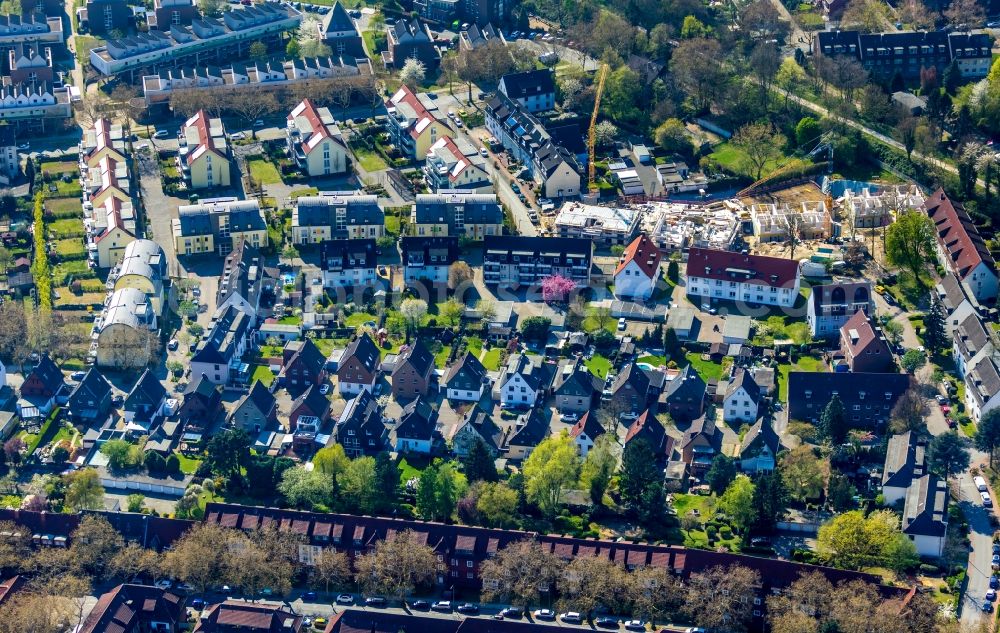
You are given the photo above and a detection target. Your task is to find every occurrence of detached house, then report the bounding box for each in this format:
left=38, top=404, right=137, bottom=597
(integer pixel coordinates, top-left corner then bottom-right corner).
left=552, top=357, right=601, bottom=414
left=19, top=354, right=64, bottom=415
left=286, top=99, right=349, bottom=177
left=228, top=380, right=278, bottom=434
left=660, top=365, right=705, bottom=423
left=497, top=69, right=556, bottom=113
left=902, top=474, right=948, bottom=558
left=447, top=405, right=503, bottom=457
left=624, top=410, right=672, bottom=460
left=334, top=388, right=388, bottom=457
left=289, top=384, right=331, bottom=435
left=400, top=236, right=460, bottom=286
left=179, top=373, right=224, bottom=428
left=840, top=310, right=893, bottom=373
left=382, top=18, right=439, bottom=70
left=123, top=369, right=167, bottom=431
left=723, top=369, right=761, bottom=425
left=80, top=585, right=186, bottom=633
left=195, top=601, right=303, bottom=633
left=568, top=411, right=604, bottom=457
left=190, top=304, right=253, bottom=386
left=67, top=368, right=113, bottom=426
left=494, top=353, right=553, bottom=408
left=320, top=238, right=377, bottom=289
left=607, top=363, right=655, bottom=416
left=924, top=189, right=998, bottom=303
left=681, top=415, right=720, bottom=476
left=882, top=431, right=926, bottom=505
left=444, top=352, right=488, bottom=402
left=319, top=1, right=364, bottom=56
left=613, top=234, right=661, bottom=301
left=964, top=353, right=1000, bottom=422
left=337, top=332, right=381, bottom=395
left=391, top=340, right=435, bottom=399
left=178, top=110, right=231, bottom=190
left=390, top=396, right=438, bottom=454
left=282, top=339, right=328, bottom=393
left=739, top=420, right=780, bottom=473
left=503, top=408, right=550, bottom=460
left=410, top=192, right=502, bottom=239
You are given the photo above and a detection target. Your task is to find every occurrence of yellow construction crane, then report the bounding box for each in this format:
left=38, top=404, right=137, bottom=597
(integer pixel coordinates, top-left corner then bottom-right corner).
left=588, top=63, right=610, bottom=193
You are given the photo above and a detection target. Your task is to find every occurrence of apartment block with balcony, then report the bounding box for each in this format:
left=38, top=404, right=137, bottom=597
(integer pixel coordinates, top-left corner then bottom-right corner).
left=385, top=84, right=450, bottom=159
left=178, top=109, right=230, bottom=190
left=320, top=238, right=377, bottom=289
left=400, top=235, right=459, bottom=286
left=8, top=43, right=53, bottom=84
left=815, top=29, right=993, bottom=79
left=172, top=198, right=267, bottom=256
left=423, top=136, right=490, bottom=192
left=410, top=192, right=502, bottom=240
left=286, top=99, right=349, bottom=177
left=806, top=280, right=874, bottom=338
left=292, top=192, right=384, bottom=245
left=482, top=235, right=593, bottom=289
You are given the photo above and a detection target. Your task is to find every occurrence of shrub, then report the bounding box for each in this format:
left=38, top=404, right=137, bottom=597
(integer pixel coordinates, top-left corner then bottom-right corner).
left=705, top=525, right=718, bottom=537
left=719, top=526, right=733, bottom=539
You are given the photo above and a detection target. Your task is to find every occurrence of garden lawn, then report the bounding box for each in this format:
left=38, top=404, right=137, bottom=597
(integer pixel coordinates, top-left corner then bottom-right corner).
left=637, top=355, right=666, bottom=366
left=398, top=455, right=430, bottom=483
left=49, top=218, right=85, bottom=238
left=40, top=161, right=77, bottom=175
left=45, top=197, right=83, bottom=218
left=385, top=215, right=401, bottom=235
left=434, top=345, right=452, bottom=368
left=777, top=355, right=828, bottom=400
left=247, top=159, right=282, bottom=185
left=290, top=187, right=319, bottom=199
left=582, top=308, right=617, bottom=333
left=53, top=239, right=86, bottom=259
left=344, top=312, right=377, bottom=327
left=481, top=348, right=502, bottom=370
left=465, top=337, right=483, bottom=356
left=174, top=452, right=202, bottom=475
left=351, top=144, right=389, bottom=171
left=279, top=315, right=303, bottom=325
left=683, top=351, right=725, bottom=381
left=75, top=35, right=102, bottom=65
left=584, top=354, right=612, bottom=379
left=379, top=341, right=402, bottom=359
left=709, top=142, right=805, bottom=180
left=313, top=338, right=338, bottom=358
left=251, top=364, right=276, bottom=387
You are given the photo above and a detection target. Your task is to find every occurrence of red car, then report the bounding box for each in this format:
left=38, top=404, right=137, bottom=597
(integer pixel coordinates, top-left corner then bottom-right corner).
left=941, top=404, right=951, bottom=415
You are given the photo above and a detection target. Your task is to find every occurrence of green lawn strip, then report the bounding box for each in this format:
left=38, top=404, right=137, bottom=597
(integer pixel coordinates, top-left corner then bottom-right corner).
left=313, top=338, right=338, bottom=358
left=682, top=351, right=725, bottom=382
left=53, top=238, right=87, bottom=259
left=434, top=345, right=452, bottom=368
left=344, top=312, right=377, bottom=327
left=481, top=348, right=502, bottom=370
left=40, top=161, right=78, bottom=175
left=637, top=355, right=666, bottom=366
left=290, top=187, right=319, bottom=199
left=379, top=341, right=402, bottom=359
left=48, top=218, right=86, bottom=238
left=279, top=315, right=303, bottom=325
left=465, top=337, right=483, bottom=356
left=351, top=144, right=389, bottom=171
left=248, top=159, right=282, bottom=185
left=584, top=354, right=612, bottom=379
left=251, top=364, right=276, bottom=386
left=45, top=197, right=84, bottom=218
left=398, top=455, right=431, bottom=483
left=174, top=452, right=202, bottom=475
left=777, top=355, right=828, bottom=401
left=26, top=408, right=61, bottom=455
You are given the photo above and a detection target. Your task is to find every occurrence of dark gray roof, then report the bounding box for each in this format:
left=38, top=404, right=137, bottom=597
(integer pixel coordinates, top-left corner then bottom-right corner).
left=413, top=194, right=502, bottom=229
left=291, top=384, right=330, bottom=418
left=320, top=238, right=377, bottom=271
left=809, top=281, right=872, bottom=310
left=69, top=368, right=112, bottom=407
left=393, top=339, right=435, bottom=379
left=394, top=396, right=437, bottom=441
left=787, top=372, right=912, bottom=423
left=739, top=419, right=780, bottom=459
left=507, top=408, right=549, bottom=448
left=725, top=368, right=760, bottom=404
left=342, top=332, right=380, bottom=374
left=233, top=380, right=276, bottom=419
left=612, top=362, right=650, bottom=397
left=124, top=369, right=166, bottom=413
left=501, top=353, right=553, bottom=392
left=482, top=235, right=592, bottom=267
left=192, top=305, right=251, bottom=365
left=902, top=474, right=948, bottom=538
left=399, top=236, right=460, bottom=267
left=882, top=431, right=926, bottom=488
left=444, top=351, right=488, bottom=391
left=320, top=1, right=356, bottom=36
left=498, top=69, right=555, bottom=101
left=662, top=364, right=706, bottom=404
left=552, top=358, right=600, bottom=397
left=295, top=195, right=383, bottom=233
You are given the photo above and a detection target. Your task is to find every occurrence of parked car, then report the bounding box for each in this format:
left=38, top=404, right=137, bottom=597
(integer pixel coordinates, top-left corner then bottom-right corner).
left=153, top=130, right=170, bottom=139
left=71, top=371, right=86, bottom=381
left=335, top=594, right=354, bottom=605
left=935, top=394, right=948, bottom=405
left=167, top=339, right=179, bottom=351
left=190, top=598, right=205, bottom=610
left=499, top=607, right=522, bottom=619
left=365, top=596, right=387, bottom=607
left=319, top=384, right=330, bottom=395
left=302, top=591, right=317, bottom=601
left=312, top=618, right=327, bottom=629
left=618, top=317, right=627, bottom=330
left=457, top=603, right=479, bottom=614
left=991, top=576, right=999, bottom=589
left=991, top=553, right=999, bottom=569
left=16, top=143, right=28, bottom=151
left=596, top=616, right=620, bottom=628
left=993, top=542, right=1000, bottom=555
left=533, top=609, right=556, bottom=620
left=231, top=132, right=247, bottom=140
left=410, top=600, right=430, bottom=610
left=560, top=612, right=583, bottom=624
left=983, top=602, right=994, bottom=613
left=624, top=621, right=646, bottom=632
left=989, top=590, right=998, bottom=601
left=431, top=601, right=452, bottom=612
left=560, top=412, right=579, bottom=422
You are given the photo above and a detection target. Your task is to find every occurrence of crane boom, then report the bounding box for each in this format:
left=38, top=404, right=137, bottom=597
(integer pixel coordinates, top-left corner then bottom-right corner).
left=588, top=63, right=610, bottom=192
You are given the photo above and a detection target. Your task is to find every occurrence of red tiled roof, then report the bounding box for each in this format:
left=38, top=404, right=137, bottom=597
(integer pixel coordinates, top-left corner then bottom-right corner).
left=389, top=85, right=437, bottom=140
left=183, top=110, right=225, bottom=166
left=924, top=188, right=996, bottom=280
left=615, top=233, right=661, bottom=279
left=841, top=309, right=879, bottom=355
left=288, top=99, right=344, bottom=155
left=0, top=576, right=24, bottom=607
left=686, top=246, right=799, bottom=288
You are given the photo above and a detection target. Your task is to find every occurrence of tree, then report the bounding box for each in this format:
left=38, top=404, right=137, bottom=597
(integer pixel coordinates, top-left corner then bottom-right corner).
left=232, top=92, right=279, bottom=139
left=296, top=16, right=331, bottom=58
left=731, top=123, right=785, bottom=180
left=439, top=299, right=465, bottom=328
left=0, top=301, right=28, bottom=365
left=126, top=494, right=145, bottom=513
left=110, top=542, right=160, bottom=583
left=654, top=119, right=692, bottom=156
left=885, top=210, right=935, bottom=286
left=415, top=460, right=462, bottom=522
left=927, top=431, right=970, bottom=480
left=520, top=316, right=551, bottom=342
left=522, top=433, right=581, bottom=517
left=400, top=299, right=428, bottom=334
left=795, top=117, right=822, bottom=148
left=888, top=389, right=927, bottom=435
left=881, top=317, right=903, bottom=346
left=206, top=429, right=251, bottom=482
left=0, top=592, right=74, bottom=633
left=373, top=452, right=399, bottom=512
left=313, top=444, right=350, bottom=476
left=749, top=42, right=780, bottom=106
left=818, top=394, right=848, bottom=444
left=557, top=557, right=628, bottom=617
left=163, top=523, right=229, bottom=593
left=399, top=58, right=426, bottom=88
left=353, top=530, right=440, bottom=601
left=680, top=14, right=709, bottom=38
left=776, top=58, right=807, bottom=110
left=480, top=540, right=565, bottom=608
left=751, top=470, right=788, bottom=533
left=900, top=349, right=926, bottom=373
left=310, top=550, right=351, bottom=593
left=619, top=438, right=660, bottom=510
left=671, top=38, right=727, bottom=112
left=826, top=472, right=856, bottom=512
left=580, top=434, right=618, bottom=504
left=780, top=446, right=829, bottom=503
left=685, top=565, right=761, bottom=633
left=817, top=510, right=918, bottom=571
left=719, top=475, right=756, bottom=532
left=474, top=299, right=496, bottom=324
left=588, top=306, right=613, bottom=332
left=3, top=436, right=24, bottom=466
left=198, top=0, right=225, bottom=16
left=100, top=439, right=143, bottom=471
left=285, top=38, right=300, bottom=58
left=593, top=121, right=619, bottom=148
left=629, top=565, right=684, bottom=625
left=463, top=439, right=499, bottom=483
left=841, top=0, right=890, bottom=31
left=705, top=454, right=737, bottom=495
left=249, top=40, right=267, bottom=61
left=976, top=409, right=1000, bottom=468
left=279, top=467, right=334, bottom=509
left=923, top=294, right=946, bottom=354
left=475, top=482, right=519, bottom=528
left=541, top=274, right=576, bottom=303
left=944, top=0, right=985, bottom=29
left=0, top=520, right=31, bottom=575
left=448, top=261, right=473, bottom=290
left=70, top=515, right=123, bottom=581
left=64, top=468, right=104, bottom=511
left=767, top=572, right=835, bottom=633
left=341, top=456, right=379, bottom=513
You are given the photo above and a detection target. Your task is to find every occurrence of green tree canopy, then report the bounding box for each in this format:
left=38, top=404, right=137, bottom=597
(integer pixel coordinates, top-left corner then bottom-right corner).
left=523, top=433, right=581, bottom=516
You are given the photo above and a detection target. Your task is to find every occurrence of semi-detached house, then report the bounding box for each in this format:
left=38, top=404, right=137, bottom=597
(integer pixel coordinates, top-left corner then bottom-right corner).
left=924, top=189, right=998, bottom=304
left=685, top=247, right=801, bottom=308
left=319, top=238, right=377, bottom=289
left=409, top=192, right=502, bottom=240
left=178, top=110, right=231, bottom=190
left=286, top=99, right=349, bottom=177
left=173, top=199, right=267, bottom=256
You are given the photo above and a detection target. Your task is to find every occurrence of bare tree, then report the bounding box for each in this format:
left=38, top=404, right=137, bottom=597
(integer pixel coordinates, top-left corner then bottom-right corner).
left=353, top=530, right=441, bottom=602
left=945, top=0, right=985, bottom=30
left=230, top=92, right=279, bottom=139
left=480, top=540, right=566, bottom=608
left=685, top=565, right=761, bottom=633
left=310, top=550, right=352, bottom=594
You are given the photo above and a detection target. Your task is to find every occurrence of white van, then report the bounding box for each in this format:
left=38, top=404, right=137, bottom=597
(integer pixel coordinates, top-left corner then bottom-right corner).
left=983, top=491, right=993, bottom=508
left=976, top=476, right=989, bottom=492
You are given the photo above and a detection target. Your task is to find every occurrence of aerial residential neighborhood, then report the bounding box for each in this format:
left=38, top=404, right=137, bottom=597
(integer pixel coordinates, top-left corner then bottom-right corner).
left=1, top=0, right=1000, bottom=630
